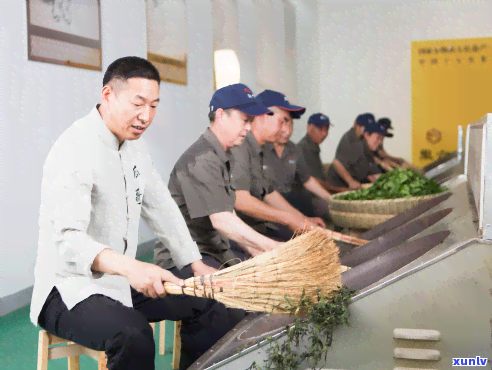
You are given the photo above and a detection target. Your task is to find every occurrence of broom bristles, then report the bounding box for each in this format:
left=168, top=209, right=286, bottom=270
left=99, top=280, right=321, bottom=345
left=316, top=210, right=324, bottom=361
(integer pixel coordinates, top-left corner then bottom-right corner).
left=164, top=229, right=342, bottom=315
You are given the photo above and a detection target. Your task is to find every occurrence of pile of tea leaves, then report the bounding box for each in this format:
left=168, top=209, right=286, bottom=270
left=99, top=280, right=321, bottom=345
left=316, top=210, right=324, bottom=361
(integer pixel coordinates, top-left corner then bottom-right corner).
left=338, top=168, right=446, bottom=201
left=248, top=287, right=357, bottom=370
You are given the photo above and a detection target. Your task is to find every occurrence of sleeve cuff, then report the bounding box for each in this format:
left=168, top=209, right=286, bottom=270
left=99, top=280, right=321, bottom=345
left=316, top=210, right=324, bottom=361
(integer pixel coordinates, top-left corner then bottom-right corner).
left=172, top=241, right=202, bottom=270
left=83, top=239, right=110, bottom=279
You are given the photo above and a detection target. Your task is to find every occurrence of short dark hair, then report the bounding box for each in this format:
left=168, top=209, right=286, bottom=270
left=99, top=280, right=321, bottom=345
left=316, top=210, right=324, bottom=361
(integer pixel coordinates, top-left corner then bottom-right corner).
left=103, top=56, right=160, bottom=87
left=208, top=108, right=234, bottom=123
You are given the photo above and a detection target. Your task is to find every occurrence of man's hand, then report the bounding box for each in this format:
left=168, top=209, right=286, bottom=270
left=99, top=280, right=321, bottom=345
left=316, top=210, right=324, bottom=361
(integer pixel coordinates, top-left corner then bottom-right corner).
left=307, top=217, right=326, bottom=229
left=348, top=179, right=363, bottom=190
left=190, top=260, right=218, bottom=277
left=367, top=174, right=381, bottom=183
left=124, top=260, right=184, bottom=299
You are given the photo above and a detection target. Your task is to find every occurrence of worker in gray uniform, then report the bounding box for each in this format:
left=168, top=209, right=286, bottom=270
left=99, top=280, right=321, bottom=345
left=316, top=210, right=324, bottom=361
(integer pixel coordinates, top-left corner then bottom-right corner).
left=154, top=83, right=281, bottom=367
left=263, top=110, right=334, bottom=222
left=231, top=90, right=326, bottom=242
left=297, top=114, right=350, bottom=194
left=326, top=114, right=389, bottom=188
left=376, top=117, right=404, bottom=165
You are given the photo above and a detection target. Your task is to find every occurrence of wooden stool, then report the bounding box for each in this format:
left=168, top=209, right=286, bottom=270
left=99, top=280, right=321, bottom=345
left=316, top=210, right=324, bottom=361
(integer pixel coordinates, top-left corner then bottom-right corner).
left=38, top=321, right=181, bottom=370
left=154, top=321, right=182, bottom=370
left=37, top=330, right=107, bottom=370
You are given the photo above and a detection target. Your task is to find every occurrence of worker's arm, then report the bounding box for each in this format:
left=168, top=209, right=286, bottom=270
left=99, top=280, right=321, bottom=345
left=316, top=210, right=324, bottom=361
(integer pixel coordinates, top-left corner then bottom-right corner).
left=235, top=190, right=294, bottom=226
left=264, top=191, right=325, bottom=228
left=209, top=211, right=281, bottom=256
left=303, top=176, right=331, bottom=201
left=332, top=159, right=362, bottom=189
left=373, top=156, right=395, bottom=173
left=314, top=177, right=350, bottom=194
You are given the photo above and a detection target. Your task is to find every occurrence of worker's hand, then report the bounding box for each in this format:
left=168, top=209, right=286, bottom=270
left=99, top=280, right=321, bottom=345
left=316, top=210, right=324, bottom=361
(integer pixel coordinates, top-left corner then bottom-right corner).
left=285, top=213, right=311, bottom=232
left=190, top=260, right=218, bottom=277
left=307, top=217, right=326, bottom=229
left=367, top=174, right=381, bottom=183
left=347, top=180, right=363, bottom=190
left=125, top=260, right=184, bottom=299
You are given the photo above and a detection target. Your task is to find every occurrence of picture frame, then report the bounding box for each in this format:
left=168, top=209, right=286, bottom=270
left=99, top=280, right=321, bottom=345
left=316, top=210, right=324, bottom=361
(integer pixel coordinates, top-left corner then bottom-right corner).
left=26, top=0, right=102, bottom=71
left=146, top=0, right=188, bottom=85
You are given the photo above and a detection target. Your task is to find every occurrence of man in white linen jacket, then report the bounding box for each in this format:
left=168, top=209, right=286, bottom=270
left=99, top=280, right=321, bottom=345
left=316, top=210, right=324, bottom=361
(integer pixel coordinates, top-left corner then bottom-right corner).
left=30, top=56, right=240, bottom=370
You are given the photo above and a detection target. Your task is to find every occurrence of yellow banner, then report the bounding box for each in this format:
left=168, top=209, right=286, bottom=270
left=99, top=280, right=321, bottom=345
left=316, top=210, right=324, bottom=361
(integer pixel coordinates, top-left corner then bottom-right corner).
left=411, top=37, right=492, bottom=167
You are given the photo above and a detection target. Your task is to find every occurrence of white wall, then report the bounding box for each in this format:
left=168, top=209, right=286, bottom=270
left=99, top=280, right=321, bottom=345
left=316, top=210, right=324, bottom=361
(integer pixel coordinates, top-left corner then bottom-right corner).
left=317, top=0, right=492, bottom=163
left=290, top=1, right=322, bottom=143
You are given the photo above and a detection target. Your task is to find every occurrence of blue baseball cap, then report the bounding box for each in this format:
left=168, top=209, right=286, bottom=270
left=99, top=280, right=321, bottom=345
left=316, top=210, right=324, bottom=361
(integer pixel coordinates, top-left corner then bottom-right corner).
left=256, top=90, right=306, bottom=116
left=355, top=113, right=376, bottom=127
left=308, top=113, right=332, bottom=127
left=364, top=120, right=391, bottom=136
left=209, top=83, right=272, bottom=116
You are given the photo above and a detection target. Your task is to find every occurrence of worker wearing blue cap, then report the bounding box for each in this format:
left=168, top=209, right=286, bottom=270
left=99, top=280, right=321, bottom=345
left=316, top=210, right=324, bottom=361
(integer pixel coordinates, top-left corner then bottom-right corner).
left=298, top=113, right=351, bottom=195
left=326, top=114, right=390, bottom=188
left=262, top=110, right=339, bottom=222
left=231, top=89, right=326, bottom=242
left=155, top=83, right=284, bottom=366
left=375, top=117, right=405, bottom=167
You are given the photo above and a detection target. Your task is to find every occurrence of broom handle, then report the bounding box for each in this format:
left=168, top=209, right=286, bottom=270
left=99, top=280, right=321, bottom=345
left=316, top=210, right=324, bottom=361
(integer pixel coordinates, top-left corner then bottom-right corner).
left=323, top=229, right=368, bottom=246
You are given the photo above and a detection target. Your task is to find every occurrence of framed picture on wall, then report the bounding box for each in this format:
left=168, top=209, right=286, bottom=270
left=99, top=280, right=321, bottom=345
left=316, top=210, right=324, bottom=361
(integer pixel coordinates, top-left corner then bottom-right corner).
left=26, top=0, right=102, bottom=71
left=146, top=0, right=187, bottom=85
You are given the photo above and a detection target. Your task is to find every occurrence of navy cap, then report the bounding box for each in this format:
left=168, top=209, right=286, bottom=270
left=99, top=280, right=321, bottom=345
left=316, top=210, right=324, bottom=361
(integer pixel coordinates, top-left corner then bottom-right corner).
left=308, top=113, right=332, bottom=127
left=378, top=118, right=392, bottom=129
left=355, top=113, right=376, bottom=127
left=364, top=120, right=391, bottom=136
left=256, top=90, right=306, bottom=116
left=209, top=83, right=272, bottom=116
left=378, top=118, right=393, bottom=137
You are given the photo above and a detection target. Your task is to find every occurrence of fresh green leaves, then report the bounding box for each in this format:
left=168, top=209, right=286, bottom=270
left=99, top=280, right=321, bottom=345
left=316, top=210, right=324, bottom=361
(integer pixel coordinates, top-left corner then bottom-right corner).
left=338, top=169, right=446, bottom=201
left=248, top=287, right=357, bottom=370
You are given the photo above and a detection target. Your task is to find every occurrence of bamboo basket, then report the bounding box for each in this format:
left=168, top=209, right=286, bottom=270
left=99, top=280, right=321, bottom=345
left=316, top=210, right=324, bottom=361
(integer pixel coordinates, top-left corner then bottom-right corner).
left=329, top=209, right=395, bottom=229
left=329, top=191, right=448, bottom=215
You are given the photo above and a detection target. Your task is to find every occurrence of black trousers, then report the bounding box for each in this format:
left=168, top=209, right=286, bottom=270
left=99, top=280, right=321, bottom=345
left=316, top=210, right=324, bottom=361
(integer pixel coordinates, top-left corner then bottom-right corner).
left=38, top=258, right=246, bottom=370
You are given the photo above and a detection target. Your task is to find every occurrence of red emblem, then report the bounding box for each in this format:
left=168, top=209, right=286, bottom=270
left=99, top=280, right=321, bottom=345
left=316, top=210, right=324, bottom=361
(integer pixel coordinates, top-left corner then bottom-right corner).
left=244, top=88, right=251, bottom=94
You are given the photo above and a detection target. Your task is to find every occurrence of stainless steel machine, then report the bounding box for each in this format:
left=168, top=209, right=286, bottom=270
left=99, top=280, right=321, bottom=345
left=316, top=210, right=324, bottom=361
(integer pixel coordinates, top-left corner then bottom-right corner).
left=189, top=115, right=492, bottom=370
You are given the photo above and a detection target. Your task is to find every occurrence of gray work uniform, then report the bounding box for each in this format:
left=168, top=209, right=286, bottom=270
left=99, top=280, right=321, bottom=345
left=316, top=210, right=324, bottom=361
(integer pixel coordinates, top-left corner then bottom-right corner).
left=326, top=127, right=382, bottom=187
left=155, top=129, right=239, bottom=270
left=297, top=134, right=328, bottom=180
left=262, top=141, right=311, bottom=194
left=231, top=131, right=275, bottom=233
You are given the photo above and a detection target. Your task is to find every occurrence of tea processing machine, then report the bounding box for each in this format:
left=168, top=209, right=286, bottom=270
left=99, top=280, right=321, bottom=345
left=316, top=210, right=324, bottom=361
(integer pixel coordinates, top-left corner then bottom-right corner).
left=188, top=114, right=492, bottom=370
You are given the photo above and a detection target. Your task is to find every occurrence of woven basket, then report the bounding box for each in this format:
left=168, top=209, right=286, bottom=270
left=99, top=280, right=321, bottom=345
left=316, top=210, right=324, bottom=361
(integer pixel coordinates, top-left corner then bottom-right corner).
left=330, top=209, right=395, bottom=229
left=329, top=191, right=449, bottom=215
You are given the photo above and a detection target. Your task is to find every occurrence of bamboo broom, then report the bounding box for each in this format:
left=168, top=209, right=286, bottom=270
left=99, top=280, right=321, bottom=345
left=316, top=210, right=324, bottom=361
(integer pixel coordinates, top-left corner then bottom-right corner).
left=164, top=229, right=342, bottom=315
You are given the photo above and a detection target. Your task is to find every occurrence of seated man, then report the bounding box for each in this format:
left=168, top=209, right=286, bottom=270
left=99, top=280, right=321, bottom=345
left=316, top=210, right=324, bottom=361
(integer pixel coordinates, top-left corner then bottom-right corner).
left=263, top=111, right=333, bottom=222
left=31, top=56, right=232, bottom=370
left=326, top=113, right=385, bottom=189
left=231, top=90, right=325, bottom=242
left=297, top=114, right=350, bottom=194
left=156, top=83, right=281, bottom=270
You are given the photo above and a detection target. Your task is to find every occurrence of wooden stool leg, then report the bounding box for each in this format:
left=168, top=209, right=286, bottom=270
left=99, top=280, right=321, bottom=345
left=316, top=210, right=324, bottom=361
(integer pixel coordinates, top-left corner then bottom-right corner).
left=37, top=331, right=49, bottom=370
left=172, top=321, right=182, bottom=370
left=98, top=352, right=108, bottom=370
left=159, top=321, right=166, bottom=355
left=67, top=355, right=80, bottom=370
